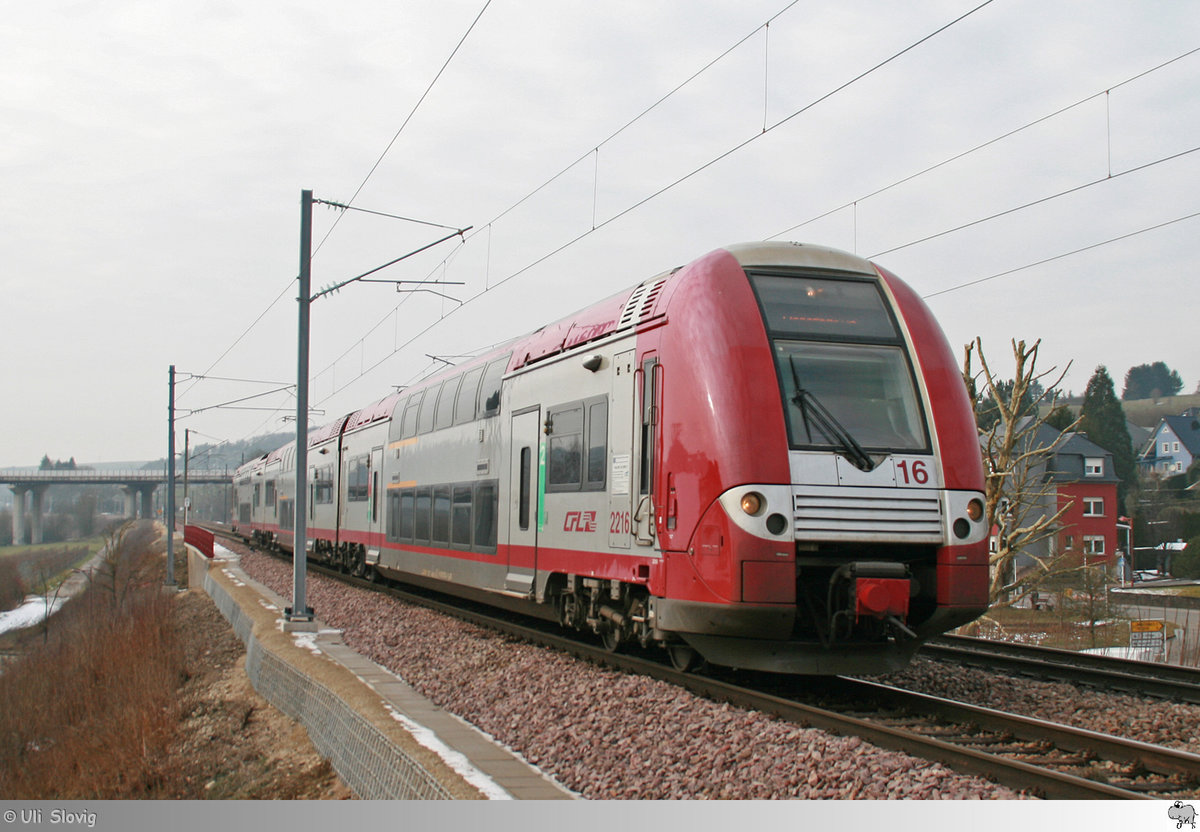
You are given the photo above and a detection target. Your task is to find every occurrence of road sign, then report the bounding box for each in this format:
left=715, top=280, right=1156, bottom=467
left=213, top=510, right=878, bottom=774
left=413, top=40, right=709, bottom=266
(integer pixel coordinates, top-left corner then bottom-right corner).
left=1130, top=619, right=1165, bottom=651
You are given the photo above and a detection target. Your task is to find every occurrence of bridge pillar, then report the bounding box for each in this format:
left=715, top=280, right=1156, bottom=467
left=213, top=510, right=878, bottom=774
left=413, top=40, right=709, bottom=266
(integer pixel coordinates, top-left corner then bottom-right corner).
left=123, top=487, right=137, bottom=520
left=29, top=485, right=48, bottom=545
left=137, top=485, right=156, bottom=522
left=10, top=486, right=27, bottom=545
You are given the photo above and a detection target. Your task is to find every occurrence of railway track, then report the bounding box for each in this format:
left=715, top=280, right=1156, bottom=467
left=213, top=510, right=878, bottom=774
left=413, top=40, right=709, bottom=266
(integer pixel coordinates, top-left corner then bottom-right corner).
left=209, top=530, right=1200, bottom=799
left=922, top=634, right=1200, bottom=704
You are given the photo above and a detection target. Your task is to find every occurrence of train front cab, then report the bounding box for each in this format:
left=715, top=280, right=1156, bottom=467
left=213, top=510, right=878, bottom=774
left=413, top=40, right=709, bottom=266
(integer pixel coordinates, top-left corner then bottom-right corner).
left=643, top=244, right=989, bottom=675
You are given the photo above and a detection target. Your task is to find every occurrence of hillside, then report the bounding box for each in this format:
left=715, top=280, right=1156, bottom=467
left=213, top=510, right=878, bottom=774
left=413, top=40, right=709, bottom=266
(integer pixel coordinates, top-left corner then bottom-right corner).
left=1120, top=394, right=1200, bottom=429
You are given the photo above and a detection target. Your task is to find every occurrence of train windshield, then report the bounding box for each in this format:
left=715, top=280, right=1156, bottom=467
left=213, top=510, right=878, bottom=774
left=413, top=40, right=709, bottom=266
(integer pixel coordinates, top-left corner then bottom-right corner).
left=775, top=342, right=925, bottom=451
left=749, top=273, right=928, bottom=453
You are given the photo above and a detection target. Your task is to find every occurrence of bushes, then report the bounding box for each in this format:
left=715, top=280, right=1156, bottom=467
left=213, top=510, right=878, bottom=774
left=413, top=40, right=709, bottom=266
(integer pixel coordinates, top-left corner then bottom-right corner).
left=0, top=523, right=185, bottom=798
left=1174, top=537, right=1200, bottom=580
left=0, top=558, right=27, bottom=611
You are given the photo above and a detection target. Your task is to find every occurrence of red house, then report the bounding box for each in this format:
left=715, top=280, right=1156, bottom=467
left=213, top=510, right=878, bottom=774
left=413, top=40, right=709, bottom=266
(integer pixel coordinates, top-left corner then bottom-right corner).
left=1045, top=429, right=1122, bottom=565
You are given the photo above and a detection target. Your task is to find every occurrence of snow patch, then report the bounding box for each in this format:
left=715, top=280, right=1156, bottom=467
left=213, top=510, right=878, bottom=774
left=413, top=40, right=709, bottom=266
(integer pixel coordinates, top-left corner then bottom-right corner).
left=382, top=704, right=513, bottom=800
left=0, top=596, right=67, bottom=636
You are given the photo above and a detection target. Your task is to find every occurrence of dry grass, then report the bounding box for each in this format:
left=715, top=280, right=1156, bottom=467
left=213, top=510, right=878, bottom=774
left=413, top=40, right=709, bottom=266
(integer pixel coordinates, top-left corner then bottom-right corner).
left=0, top=526, right=186, bottom=798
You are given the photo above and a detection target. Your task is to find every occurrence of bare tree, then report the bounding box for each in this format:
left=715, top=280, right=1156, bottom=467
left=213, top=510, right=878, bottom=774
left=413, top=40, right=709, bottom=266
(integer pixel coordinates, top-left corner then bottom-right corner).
left=92, top=522, right=157, bottom=614
left=963, top=338, right=1080, bottom=614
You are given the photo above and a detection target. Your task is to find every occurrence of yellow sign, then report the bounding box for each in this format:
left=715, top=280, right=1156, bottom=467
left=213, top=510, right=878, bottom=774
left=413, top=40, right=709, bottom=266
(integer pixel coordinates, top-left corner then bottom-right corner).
left=1131, top=619, right=1165, bottom=633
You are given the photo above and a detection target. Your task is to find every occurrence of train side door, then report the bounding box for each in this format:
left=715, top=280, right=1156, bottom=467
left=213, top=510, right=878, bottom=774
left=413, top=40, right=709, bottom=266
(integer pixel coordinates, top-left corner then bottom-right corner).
left=506, top=408, right=540, bottom=595
left=609, top=350, right=636, bottom=549
left=368, top=445, right=384, bottom=548
left=633, top=354, right=659, bottom=546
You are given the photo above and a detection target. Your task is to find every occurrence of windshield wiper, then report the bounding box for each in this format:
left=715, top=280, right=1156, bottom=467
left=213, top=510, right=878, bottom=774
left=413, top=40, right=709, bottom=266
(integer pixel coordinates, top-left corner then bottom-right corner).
left=788, top=355, right=877, bottom=473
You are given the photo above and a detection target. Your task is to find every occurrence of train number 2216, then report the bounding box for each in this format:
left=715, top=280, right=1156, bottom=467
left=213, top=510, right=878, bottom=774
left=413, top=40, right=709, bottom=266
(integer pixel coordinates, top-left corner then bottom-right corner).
left=609, top=511, right=631, bottom=534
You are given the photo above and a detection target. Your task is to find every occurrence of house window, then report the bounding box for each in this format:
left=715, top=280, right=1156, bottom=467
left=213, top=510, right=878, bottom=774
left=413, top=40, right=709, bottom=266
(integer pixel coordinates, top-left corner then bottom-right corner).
left=1083, top=497, right=1104, bottom=517
left=1163, top=441, right=1172, bottom=454
left=1064, top=535, right=1075, bottom=551
left=1084, top=458, right=1104, bottom=476
left=1083, top=536, right=1105, bottom=555
left=1174, top=441, right=1181, bottom=452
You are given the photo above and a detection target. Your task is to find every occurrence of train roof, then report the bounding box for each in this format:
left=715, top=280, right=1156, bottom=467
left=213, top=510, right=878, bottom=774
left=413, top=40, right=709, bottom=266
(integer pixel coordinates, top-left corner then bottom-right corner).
left=506, top=241, right=876, bottom=373
left=345, top=393, right=402, bottom=433
left=328, top=242, right=886, bottom=436
left=723, top=241, right=877, bottom=275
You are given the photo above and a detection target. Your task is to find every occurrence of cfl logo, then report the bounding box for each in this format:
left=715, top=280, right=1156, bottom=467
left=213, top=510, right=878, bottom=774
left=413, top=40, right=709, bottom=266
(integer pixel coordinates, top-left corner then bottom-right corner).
left=563, top=511, right=597, bottom=533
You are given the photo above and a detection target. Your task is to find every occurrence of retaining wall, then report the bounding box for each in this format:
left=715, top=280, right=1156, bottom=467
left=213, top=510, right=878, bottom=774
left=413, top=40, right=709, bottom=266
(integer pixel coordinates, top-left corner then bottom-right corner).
left=188, top=547, right=477, bottom=800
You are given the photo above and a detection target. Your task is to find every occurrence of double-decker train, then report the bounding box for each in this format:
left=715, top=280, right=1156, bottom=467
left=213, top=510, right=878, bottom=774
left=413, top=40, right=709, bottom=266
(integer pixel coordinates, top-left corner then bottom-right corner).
left=233, top=242, right=988, bottom=674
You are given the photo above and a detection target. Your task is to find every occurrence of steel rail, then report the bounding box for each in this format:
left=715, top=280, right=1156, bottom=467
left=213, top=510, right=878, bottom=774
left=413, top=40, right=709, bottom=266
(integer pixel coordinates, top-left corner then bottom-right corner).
left=923, top=634, right=1200, bottom=704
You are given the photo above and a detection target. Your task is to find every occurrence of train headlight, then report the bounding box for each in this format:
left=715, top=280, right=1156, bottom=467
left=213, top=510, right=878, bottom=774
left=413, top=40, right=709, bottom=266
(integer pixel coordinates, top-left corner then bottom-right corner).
left=740, top=492, right=764, bottom=516
left=966, top=498, right=984, bottom=522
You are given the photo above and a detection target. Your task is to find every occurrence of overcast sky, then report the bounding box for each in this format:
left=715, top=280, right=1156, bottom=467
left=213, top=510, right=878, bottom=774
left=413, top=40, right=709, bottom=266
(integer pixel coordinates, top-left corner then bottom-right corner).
left=2, top=0, right=1198, bottom=467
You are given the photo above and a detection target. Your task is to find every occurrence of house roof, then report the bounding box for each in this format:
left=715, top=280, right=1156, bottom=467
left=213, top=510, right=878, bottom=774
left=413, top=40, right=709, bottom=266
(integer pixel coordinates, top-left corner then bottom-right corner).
left=1140, top=412, right=1200, bottom=461
left=985, top=419, right=1121, bottom=484
left=1161, top=414, right=1200, bottom=455
left=1045, top=430, right=1121, bottom=484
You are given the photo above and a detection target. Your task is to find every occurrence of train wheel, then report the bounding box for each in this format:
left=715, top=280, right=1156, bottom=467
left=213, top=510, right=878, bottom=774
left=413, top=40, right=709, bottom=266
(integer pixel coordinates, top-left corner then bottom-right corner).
left=667, top=644, right=697, bottom=672
left=600, top=627, right=621, bottom=653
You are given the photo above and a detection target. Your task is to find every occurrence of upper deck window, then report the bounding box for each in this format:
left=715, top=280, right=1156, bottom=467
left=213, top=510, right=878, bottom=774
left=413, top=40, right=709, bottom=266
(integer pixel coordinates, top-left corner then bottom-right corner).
left=750, top=274, right=898, bottom=341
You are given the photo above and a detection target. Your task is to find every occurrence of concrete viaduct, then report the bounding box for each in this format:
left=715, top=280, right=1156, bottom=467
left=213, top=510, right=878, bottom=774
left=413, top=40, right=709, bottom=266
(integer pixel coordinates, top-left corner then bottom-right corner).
left=0, top=469, right=230, bottom=545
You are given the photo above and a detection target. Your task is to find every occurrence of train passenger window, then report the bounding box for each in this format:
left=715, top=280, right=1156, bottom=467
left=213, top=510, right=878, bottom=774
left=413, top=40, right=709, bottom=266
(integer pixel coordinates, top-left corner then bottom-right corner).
left=432, top=486, right=451, bottom=544
left=547, top=397, right=608, bottom=492
left=586, top=400, right=607, bottom=490
left=478, top=356, right=508, bottom=418
left=313, top=465, right=334, bottom=504
left=455, top=366, right=485, bottom=425
left=279, top=499, right=293, bottom=530
left=239, top=504, right=251, bottom=524
left=401, top=392, right=423, bottom=439
left=386, top=492, right=398, bottom=541
left=434, top=376, right=461, bottom=431
left=417, top=388, right=437, bottom=435
left=474, top=481, right=498, bottom=552
left=398, top=489, right=415, bottom=541
left=451, top=485, right=473, bottom=548
left=414, top=487, right=431, bottom=543
left=253, top=483, right=261, bottom=507
left=347, top=456, right=369, bottom=502
left=547, top=404, right=584, bottom=491
left=265, top=480, right=277, bottom=512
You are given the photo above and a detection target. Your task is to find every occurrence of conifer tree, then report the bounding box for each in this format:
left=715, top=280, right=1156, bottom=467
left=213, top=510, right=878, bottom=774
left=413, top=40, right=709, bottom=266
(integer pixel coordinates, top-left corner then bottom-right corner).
left=1078, top=365, right=1136, bottom=509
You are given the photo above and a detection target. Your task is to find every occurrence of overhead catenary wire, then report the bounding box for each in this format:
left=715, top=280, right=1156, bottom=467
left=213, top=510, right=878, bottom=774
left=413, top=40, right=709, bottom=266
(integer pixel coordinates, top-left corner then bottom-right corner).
left=922, top=209, right=1200, bottom=300
left=768, top=45, right=1200, bottom=243
left=870, top=143, right=1200, bottom=259
left=310, top=0, right=999, bottom=405
left=182, top=0, right=492, bottom=411
left=206, top=7, right=1194, bottom=444
left=311, top=0, right=494, bottom=257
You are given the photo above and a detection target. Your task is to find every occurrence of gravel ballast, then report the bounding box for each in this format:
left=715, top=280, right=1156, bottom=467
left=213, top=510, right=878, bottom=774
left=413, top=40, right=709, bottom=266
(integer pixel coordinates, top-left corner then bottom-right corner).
left=236, top=549, right=1034, bottom=799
